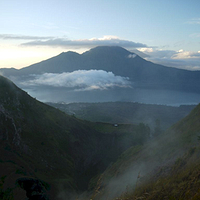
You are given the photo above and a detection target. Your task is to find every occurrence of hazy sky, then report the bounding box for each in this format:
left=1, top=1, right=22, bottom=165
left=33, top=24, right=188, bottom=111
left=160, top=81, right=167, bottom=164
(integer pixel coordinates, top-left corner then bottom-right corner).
left=1, top=0, right=200, bottom=70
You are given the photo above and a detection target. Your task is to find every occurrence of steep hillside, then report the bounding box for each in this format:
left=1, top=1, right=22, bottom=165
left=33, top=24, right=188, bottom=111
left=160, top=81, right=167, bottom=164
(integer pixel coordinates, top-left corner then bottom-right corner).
left=0, top=75, right=106, bottom=199
left=91, top=104, right=200, bottom=200
left=122, top=104, right=200, bottom=200
left=0, top=75, right=84, bottom=199
left=0, top=75, right=154, bottom=199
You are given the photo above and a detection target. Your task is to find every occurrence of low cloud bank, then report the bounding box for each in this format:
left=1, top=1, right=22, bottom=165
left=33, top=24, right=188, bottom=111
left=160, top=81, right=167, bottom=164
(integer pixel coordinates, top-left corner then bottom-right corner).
left=0, top=34, right=53, bottom=40
left=21, top=35, right=147, bottom=49
left=138, top=48, right=200, bottom=70
left=21, top=70, right=131, bottom=91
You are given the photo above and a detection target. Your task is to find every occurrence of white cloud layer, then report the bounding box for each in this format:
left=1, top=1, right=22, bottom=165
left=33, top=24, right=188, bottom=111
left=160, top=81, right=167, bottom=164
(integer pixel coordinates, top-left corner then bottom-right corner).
left=1, top=33, right=199, bottom=71
left=187, top=18, right=200, bottom=25
left=0, top=34, right=54, bottom=40
left=21, top=35, right=147, bottom=48
left=22, top=70, right=131, bottom=91
left=138, top=48, right=200, bottom=70
left=190, top=33, right=200, bottom=38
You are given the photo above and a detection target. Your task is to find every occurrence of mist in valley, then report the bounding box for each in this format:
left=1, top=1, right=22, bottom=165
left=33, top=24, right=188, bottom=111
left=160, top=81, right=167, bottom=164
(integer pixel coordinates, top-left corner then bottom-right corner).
left=1, top=54, right=200, bottom=199
left=18, top=85, right=200, bottom=106
left=1, top=1, right=200, bottom=197
left=1, top=45, right=200, bottom=199
left=58, top=122, right=193, bottom=200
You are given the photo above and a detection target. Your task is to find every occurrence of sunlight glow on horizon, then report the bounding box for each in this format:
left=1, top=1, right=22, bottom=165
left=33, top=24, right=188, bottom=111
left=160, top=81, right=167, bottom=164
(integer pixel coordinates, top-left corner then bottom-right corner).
left=0, top=0, right=200, bottom=70
left=0, top=45, right=87, bottom=69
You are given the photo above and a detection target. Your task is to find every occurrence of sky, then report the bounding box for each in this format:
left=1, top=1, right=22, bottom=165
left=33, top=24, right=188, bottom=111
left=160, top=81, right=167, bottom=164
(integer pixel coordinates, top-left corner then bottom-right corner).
left=0, top=0, right=200, bottom=70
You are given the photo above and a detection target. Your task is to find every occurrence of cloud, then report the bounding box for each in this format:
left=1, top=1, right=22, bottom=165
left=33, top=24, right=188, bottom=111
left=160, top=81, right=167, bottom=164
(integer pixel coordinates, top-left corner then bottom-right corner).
left=138, top=47, right=154, bottom=53
left=128, top=54, right=136, bottom=58
left=190, top=33, right=200, bottom=38
left=138, top=48, right=175, bottom=58
left=138, top=48, right=200, bottom=70
left=172, top=50, right=200, bottom=59
left=0, top=34, right=54, bottom=40
left=187, top=18, right=200, bottom=25
left=21, top=35, right=147, bottom=49
left=21, top=70, right=132, bottom=91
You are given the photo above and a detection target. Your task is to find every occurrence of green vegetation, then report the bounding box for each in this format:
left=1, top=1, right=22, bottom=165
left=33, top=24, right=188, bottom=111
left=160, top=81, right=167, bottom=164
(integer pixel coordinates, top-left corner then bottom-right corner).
left=0, top=176, right=13, bottom=200
left=48, top=102, right=195, bottom=131
left=89, top=122, right=151, bottom=145
left=97, top=104, right=200, bottom=200
left=1, top=75, right=200, bottom=200
left=0, top=75, right=91, bottom=198
left=118, top=147, right=200, bottom=200
left=0, top=75, right=154, bottom=199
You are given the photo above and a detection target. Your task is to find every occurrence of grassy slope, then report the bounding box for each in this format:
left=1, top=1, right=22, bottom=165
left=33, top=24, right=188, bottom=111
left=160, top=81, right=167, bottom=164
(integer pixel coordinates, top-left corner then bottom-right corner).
left=0, top=76, right=153, bottom=199
left=91, top=104, right=200, bottom=200
left=0, top=76, right=104, bottom=199
left=2, top=74, right=200, bottom=199
left=122, top=147, right=200, bottom=200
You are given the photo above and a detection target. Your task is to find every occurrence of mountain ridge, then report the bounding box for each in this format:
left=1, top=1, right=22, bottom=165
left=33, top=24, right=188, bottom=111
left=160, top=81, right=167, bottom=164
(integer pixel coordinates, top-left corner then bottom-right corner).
left=1, top=46, right=198, bottom=76
left=1, top=46, right=200, bottom=104
left=0, top=75, right=154, bottom=199
left=1, top=74, right=200, bottom=199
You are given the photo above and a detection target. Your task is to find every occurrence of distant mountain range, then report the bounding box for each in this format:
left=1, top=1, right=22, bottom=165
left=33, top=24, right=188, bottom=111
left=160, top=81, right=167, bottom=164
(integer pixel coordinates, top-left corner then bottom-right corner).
left=1, top=46, right=200, bottom=104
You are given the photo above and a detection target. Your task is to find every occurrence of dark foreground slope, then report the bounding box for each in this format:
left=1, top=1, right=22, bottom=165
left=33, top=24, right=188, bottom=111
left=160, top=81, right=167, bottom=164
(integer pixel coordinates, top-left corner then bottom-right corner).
left=0, top=75, right=93, bottom=199
left=92, top=104, right=200, bottom=200
left=0, top=75, right=153, bottom=200
left=0, top=75, right=109, bottom=199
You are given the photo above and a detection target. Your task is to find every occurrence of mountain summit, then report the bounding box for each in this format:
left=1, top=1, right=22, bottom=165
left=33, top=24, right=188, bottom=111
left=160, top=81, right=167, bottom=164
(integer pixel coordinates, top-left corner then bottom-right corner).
left=1, top=46, right=200, bottom=104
